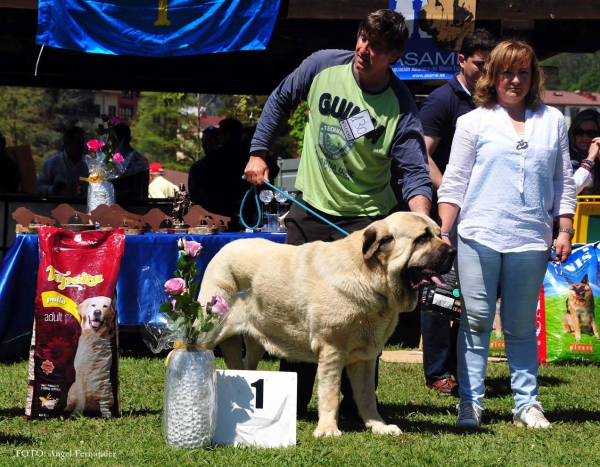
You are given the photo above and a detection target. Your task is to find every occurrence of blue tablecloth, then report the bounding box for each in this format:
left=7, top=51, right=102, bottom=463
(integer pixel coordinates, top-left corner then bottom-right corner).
left=0, top=232, right=285, bottom=360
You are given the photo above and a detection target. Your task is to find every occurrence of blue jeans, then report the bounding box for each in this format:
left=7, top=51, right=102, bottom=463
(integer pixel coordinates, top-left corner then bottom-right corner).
left=456, top=236, right=549, bottom=412
left=421, top=309, right=458, bottom=383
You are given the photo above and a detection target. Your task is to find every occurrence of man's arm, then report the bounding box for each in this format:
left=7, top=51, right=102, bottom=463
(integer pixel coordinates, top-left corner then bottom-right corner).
left=247, top=50, right=354, bottom=185
left=425, top=135, right=443, bottom=191
left=407, top=194, right=431, bottom=215
left=388, top=84, right=433, bottom=214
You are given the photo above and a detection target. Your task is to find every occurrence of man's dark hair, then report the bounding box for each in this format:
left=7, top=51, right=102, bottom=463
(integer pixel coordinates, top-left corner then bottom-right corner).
left=357, top=9, right=409, bottom=57
left=459, top=28, right=497, bottom=58
left=219, top=118, right=243, bottom=143
left=113, top=122, right=132, bottom=145
left=62, top=126, right=85, bottom=147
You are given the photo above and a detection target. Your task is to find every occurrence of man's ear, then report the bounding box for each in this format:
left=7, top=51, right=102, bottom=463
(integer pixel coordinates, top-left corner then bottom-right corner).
left=458, top=53, right=466, bottom=68
left=388, top=53, right=402, bottom=65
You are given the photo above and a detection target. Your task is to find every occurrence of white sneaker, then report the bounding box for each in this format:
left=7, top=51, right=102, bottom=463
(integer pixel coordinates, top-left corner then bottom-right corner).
left=513, top=402, right=552, bottom=429
left=456, top=402, right=483, bottom=429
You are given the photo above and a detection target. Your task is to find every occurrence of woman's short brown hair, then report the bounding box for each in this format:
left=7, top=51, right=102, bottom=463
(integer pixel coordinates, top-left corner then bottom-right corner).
left=473, top=39, right=545, bottom=110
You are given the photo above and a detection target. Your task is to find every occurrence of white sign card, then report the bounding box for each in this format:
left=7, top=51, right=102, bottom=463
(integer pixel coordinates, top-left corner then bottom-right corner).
left=212, top=370, right=297, bottom=447
left=340, top=109, right=375, bottom=141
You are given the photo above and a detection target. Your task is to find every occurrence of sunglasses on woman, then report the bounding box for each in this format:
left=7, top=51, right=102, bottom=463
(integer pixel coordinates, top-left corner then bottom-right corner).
left=573, top=129, right=600, bottom=138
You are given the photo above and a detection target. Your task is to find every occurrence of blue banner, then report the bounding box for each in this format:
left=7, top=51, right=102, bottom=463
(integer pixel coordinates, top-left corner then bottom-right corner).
left=390, top=0, right=476, bottom=80
left=36, top=0, right=281, bottom=57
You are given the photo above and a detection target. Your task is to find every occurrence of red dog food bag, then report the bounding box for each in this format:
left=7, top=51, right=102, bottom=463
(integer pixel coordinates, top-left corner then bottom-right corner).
left=25, top=227, right=125, bottom=419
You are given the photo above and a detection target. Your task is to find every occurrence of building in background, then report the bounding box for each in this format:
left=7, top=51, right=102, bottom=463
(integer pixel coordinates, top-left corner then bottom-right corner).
left=92, top=90, right=140, bottom=126
left=543, top=90, right=600, bottom=127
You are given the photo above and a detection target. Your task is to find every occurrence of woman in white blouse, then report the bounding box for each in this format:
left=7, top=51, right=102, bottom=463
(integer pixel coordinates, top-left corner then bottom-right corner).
left=438, top=40, right=576, bottom=430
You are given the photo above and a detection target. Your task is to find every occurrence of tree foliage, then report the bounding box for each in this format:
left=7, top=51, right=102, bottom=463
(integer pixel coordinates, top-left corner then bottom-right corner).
left=542, top=52, right=600, bottom=92
left=0, top=87, right=95, bottom=172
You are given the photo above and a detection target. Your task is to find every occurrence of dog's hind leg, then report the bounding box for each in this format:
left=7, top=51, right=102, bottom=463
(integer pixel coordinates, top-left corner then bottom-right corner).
left=218, top=336, right=245, bottom=370
left=243, top=335, right=265, bottom=370
left=346, top=359, right=402, bottom=436
left=313, top=346, right=344, bottom=438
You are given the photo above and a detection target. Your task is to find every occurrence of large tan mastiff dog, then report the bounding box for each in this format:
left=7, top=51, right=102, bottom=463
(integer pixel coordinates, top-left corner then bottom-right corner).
left=199, top=212, right=456, bottom=437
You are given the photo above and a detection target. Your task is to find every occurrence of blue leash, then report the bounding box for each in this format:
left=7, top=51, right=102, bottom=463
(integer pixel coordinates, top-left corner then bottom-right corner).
left=239, top=176, right=350, bottom=237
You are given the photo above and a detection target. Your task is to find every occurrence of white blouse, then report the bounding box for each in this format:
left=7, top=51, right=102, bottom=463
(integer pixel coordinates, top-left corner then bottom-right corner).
left=438, top=104, right=576, bottom=253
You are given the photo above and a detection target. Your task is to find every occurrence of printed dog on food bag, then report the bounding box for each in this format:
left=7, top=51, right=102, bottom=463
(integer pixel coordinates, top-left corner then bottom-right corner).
left=65, top=296, right=116, bottom=418
left=198, top=212, right=456, bottom=437
left=563, top=274, right=600, bottom=342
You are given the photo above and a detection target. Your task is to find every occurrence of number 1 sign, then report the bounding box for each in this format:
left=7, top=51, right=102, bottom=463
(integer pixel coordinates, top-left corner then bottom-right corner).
left=212, top=370, right=297, bottom=447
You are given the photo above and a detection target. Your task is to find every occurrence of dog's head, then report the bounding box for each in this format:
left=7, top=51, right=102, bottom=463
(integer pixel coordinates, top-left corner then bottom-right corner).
left=566, top=274, right=593, bottom=301
left=78, top=296, right=116, bottom=332
left=361, top=212, right=456, bottom=309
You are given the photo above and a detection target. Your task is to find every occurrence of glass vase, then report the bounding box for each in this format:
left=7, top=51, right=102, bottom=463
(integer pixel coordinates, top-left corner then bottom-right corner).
left=87, top=180, right=115, bottom=214
left=163, top=347, right=217, bottom=448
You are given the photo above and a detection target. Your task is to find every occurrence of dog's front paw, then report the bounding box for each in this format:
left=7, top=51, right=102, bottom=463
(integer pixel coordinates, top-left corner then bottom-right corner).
left=368, top=422, right=402, bottom=436
left=313, top=425, right=342, bottom=438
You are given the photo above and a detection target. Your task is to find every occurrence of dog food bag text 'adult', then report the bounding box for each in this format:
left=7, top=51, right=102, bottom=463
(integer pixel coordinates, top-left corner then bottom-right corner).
left=25, top=227, right=125, bottom=419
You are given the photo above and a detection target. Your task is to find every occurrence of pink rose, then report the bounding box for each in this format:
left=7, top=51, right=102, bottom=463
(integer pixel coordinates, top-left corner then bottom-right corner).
left=113, top=153, right=124, bottom=163
left=110, top=116, right=121, bottom=126
left=164, top=278, right=186, bottom=296
left=208, top=295, right=229, bottom=319
left=184, top=240, right=202, bottom=258
left=87, top=140, right=105, bottom=152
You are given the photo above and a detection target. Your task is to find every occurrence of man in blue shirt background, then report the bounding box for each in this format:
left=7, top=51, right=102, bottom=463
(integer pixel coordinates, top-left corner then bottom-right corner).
left=418, top=28, right=497, bottom=395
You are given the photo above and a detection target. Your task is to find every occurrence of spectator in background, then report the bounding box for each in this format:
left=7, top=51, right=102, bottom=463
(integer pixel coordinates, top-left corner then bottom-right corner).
left=148, top=161, right=179, bottom=198
left=201, top=126, right=220, bottom=157
left=417, top=28, right=497, bottom=396
left=36, top=126, right=88, bottom=197
left=189, top=118, right=270, bottom=229
left=111, top=122, right=149, bottom=201
left=568, top=109, right=600, bottom=194
left=0, top=132, right=20, bottom=193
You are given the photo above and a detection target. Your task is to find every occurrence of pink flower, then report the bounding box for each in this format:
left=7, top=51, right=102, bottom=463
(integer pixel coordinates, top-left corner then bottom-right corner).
left=184, top=240, right=202, bottom=258
left=113, top=153, right=124, bottom=163
left=208, top=295, right=229, bottom=319
left=110, top=116, right=121, bottom=126
left=164, top=278, right=186, bottom=296
left=87, top=140, right=105, bottom=152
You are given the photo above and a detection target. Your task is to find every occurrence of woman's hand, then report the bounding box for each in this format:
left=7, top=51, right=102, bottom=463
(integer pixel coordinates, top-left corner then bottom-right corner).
left=554, top=232, right=573, bottom=263
left=587, top=137, right=600, bottom=162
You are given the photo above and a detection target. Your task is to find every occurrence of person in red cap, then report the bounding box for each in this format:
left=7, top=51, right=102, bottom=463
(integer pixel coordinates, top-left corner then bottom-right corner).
left=148, top=161, right=179, bottom=198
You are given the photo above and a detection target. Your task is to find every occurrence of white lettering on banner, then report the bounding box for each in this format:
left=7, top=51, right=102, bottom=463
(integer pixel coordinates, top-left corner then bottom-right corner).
left=213, top=370, right=297, bottom=447
left=399, top=52, right=458, bottom=67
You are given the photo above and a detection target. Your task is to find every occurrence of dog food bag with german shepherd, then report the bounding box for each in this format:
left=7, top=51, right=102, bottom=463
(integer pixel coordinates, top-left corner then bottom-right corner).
left=541, top=243, right=600, bottom=364
left=26, top=227, right=125, bottom=419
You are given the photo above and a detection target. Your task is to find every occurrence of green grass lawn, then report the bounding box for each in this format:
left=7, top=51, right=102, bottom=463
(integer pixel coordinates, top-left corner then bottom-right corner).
left=2, top=349, right=600, bottom=467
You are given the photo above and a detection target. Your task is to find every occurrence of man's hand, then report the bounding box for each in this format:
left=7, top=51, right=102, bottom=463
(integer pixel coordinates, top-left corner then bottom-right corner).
left=244, top=150, right=269, bottom=185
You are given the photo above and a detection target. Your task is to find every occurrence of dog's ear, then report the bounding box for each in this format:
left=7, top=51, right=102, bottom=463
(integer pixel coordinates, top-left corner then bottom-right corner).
left=582, top=274, right=589, bottom=285
left=362, top=222, right=393, bottom=261
left=77, top=299, right=88, bottom=327
left=566, top=277, right=574, bottom=285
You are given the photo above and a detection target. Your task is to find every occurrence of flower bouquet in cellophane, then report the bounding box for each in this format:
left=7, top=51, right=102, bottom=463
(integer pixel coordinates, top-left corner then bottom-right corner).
left=82, top=115, right=126, bottom=213
left=139, top=238, right=234, bottom=448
